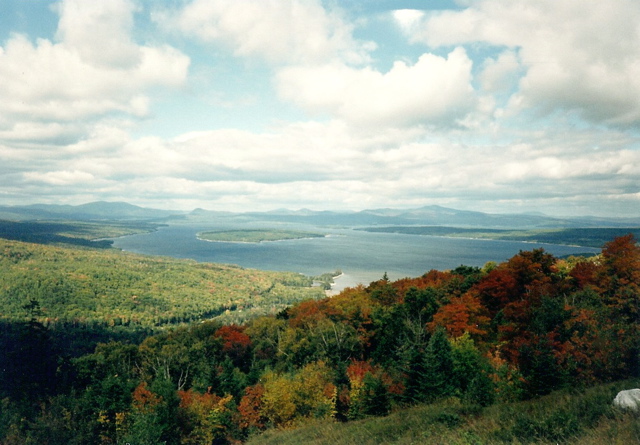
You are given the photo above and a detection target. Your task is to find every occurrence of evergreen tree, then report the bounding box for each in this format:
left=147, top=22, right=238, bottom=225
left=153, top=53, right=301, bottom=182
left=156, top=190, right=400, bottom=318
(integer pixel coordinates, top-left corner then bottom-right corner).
left=423, top=327, right=455, bottom=401
left=402, top=347, right=428, bottom=404
left=360, top=372, right=390, bottom=417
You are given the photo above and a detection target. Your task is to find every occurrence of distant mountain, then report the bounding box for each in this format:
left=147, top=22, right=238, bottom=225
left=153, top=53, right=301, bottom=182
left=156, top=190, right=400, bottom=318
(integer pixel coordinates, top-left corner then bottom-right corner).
left=0, top=201, right=184, bottom=221
left=1, top=201, right=638, bottom=228
left=187, top=205, right=640, bottom=229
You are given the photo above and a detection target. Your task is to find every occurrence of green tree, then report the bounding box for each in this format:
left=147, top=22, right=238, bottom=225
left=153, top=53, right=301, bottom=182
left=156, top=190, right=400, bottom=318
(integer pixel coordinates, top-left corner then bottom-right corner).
left=423, top=327, right=455, bottom=401
left=402, top=346, right=428, bottom=404
left=122, top=379, right=180, bottom=445
left=359, top=372, right=390, bottom=417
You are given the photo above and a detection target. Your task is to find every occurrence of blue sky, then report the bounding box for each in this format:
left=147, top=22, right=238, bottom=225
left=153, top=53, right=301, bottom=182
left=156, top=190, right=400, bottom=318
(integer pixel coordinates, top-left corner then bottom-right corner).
left=0, top=0, right=639, bottom=217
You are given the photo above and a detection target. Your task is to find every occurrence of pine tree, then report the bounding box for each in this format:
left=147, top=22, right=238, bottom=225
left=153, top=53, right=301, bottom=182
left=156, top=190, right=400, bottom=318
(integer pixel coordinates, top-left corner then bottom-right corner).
left=423, top=327, right=455, bottom=401
left=402, top=347, right=428, bottom=404
left=360, top=372, right=390, bottom=417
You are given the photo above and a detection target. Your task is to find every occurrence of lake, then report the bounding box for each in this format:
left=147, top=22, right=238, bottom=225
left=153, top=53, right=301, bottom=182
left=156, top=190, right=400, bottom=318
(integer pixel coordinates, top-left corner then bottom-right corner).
left=111, top=223, right=600, bottom=292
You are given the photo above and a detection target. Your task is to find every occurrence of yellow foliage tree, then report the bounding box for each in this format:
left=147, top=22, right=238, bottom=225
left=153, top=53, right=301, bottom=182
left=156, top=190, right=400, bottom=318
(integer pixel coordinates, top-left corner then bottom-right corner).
left=260, top=361, right=336, bottom=428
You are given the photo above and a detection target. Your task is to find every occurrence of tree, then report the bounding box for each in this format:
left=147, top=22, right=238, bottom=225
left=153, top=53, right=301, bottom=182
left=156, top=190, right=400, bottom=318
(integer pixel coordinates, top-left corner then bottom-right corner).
left=291, top=361, right=337, bottom=420
left=601, top=234, right=640, bottom=285
left=473, top=267, right=519, bottom=316
left=237, top=384, right=266, bottom=432
left=346, top=361, right=390, bottom=419
left=216, top=356, right=247, bottom=399
left=310, top=318, right=361, bottom=365
left=215, top=324, right=252, bottom=369
left=359, top=372, right=390, bottom=417
left=450, top=333, right=482, bottom=394
left=0, top=317, right=59, bottom=407
left=120, top=381, right=166, bottom=445
left=601, top=234, right=640, bottom=322
left=370, top=281, right=398, bottom=306
left=402, top=346, right=428, bottom=404
left=260, top=371, right=298, bottom=428
left=423, top=327, right=455, bottom=401
left=177, top=389, right=234, bottom=444
left=518, top=335, right=567, bottom=397
left=245, top=317, right=286, bottom=366
left=429, top=292, right=489, bottom=339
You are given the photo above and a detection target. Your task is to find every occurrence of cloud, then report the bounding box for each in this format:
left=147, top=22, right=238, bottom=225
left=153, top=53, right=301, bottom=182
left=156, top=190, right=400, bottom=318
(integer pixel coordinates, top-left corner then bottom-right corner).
left=0, top=0, right=638, bottom=218
left=479, top=50, right=521, bottom=94
left=54, top=0, right=141, bottom=69
left=161, top=1, right=482, bottom=129
left=0, top=0, right=189, bottom=128
left=410, top=0, right=640, bottom=126
left=276, top=47, right=476, bottom=127
left=159, top=0, right=373, bottom=65
left=2, top=111, right=638, bottom=215
left=23, top=170, right=96, bottom=186
left=392, top=9, right=425, bottom=34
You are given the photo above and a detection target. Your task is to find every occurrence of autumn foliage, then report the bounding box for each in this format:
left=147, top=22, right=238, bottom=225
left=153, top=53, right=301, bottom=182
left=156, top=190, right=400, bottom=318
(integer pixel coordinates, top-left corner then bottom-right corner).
left=1, top=234, right=639, bottom=444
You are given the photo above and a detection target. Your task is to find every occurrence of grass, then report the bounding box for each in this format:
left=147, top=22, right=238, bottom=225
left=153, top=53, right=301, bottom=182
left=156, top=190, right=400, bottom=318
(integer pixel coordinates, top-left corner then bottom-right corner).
left=247, top=380, right=640, bottom=444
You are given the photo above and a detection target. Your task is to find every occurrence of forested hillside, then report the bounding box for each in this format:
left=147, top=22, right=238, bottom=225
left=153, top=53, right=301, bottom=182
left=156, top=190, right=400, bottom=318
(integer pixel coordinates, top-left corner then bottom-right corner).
left=0, top=239, right=324, bottom=327
left=0, top=235, right=638, bottom=444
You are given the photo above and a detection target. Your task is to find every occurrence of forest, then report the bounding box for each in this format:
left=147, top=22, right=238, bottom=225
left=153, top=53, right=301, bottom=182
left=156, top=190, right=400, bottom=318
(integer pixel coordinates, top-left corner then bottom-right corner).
left=0, top=233, right=639, bottom=444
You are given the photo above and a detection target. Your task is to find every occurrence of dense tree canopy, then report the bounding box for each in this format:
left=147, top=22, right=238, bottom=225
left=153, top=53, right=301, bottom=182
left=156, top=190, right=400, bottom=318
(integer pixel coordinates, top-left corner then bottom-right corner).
left=0, top=234, right=638, bottom=443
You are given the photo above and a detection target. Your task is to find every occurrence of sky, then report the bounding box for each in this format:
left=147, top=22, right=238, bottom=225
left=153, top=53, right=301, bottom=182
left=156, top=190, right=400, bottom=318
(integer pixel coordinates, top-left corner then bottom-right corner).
left=0, top=0, right=639, bottom=217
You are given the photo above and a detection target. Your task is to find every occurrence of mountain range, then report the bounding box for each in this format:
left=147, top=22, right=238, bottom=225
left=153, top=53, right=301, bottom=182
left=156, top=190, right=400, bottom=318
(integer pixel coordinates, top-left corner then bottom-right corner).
left=1, top=201, right=638, bottom=229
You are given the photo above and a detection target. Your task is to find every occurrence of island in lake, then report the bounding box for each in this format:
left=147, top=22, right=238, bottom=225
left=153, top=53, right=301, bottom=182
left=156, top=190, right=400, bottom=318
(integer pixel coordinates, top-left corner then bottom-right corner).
left=197, top=229, right=326, bottom=243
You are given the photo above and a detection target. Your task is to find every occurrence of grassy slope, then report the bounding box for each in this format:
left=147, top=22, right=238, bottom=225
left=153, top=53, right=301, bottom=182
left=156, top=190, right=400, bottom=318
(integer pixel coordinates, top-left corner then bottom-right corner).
left=249, top=380, right=640, bottom=445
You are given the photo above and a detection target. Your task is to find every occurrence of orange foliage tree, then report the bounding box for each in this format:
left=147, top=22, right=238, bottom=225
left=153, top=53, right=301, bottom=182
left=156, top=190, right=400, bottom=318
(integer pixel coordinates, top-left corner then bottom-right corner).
left=237, top=384, right=266, bottom=431
left=429, top=292, right=490, bottom=339
left=177, top=389, right=234, bottom=444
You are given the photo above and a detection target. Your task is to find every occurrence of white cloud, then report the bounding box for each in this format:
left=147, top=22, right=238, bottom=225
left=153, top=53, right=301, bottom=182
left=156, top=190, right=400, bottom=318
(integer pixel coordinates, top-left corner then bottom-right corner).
left=479, top=50, right=521, bottom=94
left=393, top=9, right=425, bottom=34
left=0, top=0, right=638, bottom=218
left=161, top=1, right=483, bottom=129
left=409, top=0, right=640, bottom=126
left=0, top=0, right=189, bottom=128
left=54, top=0, right=141, bottom=69
left=23, top=170, right=95, bottom=186
left=276, top=47, right=476, bottom=127
left=3, top=112, right=638, bottom=215
left=159, top=0, right=373, bottom=65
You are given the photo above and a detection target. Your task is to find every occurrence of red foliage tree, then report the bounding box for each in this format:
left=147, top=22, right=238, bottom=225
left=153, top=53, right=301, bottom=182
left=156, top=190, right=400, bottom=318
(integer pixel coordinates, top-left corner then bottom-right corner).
left=602, top=234, right=640, bottom=284
left=473, top=267, right=519, bottom=316
left=569, top=260, right=601, bottom=290
left=286, top=299, right=335, bottom=328
left=393, top=270, right=456, bottom=297
left=214, top=324, right=252, bottom=364
left=600, top=234, right=640, bottom=322
left=429, top=292, right=490, bottom=339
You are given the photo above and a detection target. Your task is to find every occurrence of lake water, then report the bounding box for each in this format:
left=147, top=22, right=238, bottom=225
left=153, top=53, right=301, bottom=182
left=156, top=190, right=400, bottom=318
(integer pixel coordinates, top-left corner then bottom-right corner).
left=111, top=224, right=600, bottom=292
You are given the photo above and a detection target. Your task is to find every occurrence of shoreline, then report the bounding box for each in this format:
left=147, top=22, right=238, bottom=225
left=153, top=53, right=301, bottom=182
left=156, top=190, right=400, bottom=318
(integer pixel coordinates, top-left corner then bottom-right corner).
left=197, top=235, right=326, bottom=244
left=196, top=230, right=326, bottom=244
left=325, top=272, right=347, bottom=297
